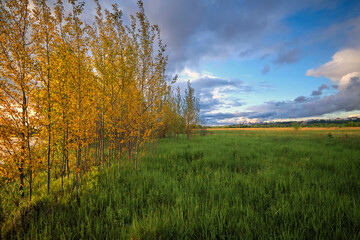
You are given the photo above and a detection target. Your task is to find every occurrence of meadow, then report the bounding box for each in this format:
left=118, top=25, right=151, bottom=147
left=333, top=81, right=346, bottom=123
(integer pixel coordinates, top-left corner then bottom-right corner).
left=3, top=128, right=360, bottom=239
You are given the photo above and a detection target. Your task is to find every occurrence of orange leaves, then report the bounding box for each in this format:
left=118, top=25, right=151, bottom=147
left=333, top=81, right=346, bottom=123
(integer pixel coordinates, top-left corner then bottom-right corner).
left=0, top=0, right=182, bottom=201
left=0, top=0, right=35, bottom=200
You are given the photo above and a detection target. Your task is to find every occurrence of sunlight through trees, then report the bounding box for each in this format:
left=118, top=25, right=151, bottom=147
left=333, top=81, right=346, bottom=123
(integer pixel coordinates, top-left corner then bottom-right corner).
left=0, top=0, right=199, bottom=204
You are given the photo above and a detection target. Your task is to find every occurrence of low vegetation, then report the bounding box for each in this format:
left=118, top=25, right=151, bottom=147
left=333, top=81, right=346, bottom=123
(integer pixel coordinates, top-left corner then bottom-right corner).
left=2, top=128, right=360, bottom=239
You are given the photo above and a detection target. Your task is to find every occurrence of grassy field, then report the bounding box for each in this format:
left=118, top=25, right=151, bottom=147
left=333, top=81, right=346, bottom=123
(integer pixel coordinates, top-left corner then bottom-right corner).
left=3, top=128, right=360, bottom=239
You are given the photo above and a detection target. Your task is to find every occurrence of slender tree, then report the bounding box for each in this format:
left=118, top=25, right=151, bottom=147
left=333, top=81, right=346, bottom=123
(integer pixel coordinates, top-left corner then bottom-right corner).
left=0, top=0, right=35, bottom=199
left=64, top=0, right=90, bottom=196
left=183, top=80, right=199, bottom=139
left=31, top=0, right=57, bottom=195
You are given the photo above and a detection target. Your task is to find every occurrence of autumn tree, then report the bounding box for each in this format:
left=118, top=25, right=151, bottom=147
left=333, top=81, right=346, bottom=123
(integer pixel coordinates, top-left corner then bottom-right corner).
left=52, top=0, right=72, bottom=192
left=0, top=0, right=182, bottom=203
left=89, top=1, right=129, bottom=170
left=183, top=80, right=199, bottom=139
left=131, top=1, right=170, bottom=170
left=63, top=0, right=95, bottom=196
left=31, top=0, right=57, bottom=195
left=0, top=0, right=35, bottom=199
left=172, top=85, right=184, bottom=138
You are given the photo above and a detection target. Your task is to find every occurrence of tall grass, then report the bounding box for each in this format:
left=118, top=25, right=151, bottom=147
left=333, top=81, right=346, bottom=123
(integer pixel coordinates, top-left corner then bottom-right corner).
left=3, top=129, right=360, bottom=239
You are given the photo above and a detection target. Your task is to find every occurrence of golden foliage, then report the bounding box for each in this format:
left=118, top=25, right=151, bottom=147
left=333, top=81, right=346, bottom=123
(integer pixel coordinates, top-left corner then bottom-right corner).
left=0, top=0, right=188, bottom=201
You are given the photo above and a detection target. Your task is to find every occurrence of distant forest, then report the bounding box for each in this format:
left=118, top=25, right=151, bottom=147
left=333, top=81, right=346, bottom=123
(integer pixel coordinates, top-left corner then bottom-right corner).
left=216, top=117, right=360, bottom=128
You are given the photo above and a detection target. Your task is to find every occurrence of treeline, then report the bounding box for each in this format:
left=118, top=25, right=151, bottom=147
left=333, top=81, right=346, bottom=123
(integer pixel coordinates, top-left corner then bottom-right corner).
left=221, top=119, right=360, bottom=128
left=0, top=0, right=199, bottom=205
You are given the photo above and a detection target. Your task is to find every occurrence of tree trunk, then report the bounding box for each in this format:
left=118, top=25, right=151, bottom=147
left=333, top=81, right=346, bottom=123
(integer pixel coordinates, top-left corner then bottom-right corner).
left=47, top=119, right=51, bottom=194
left=20, top=89, right=27, bottom=198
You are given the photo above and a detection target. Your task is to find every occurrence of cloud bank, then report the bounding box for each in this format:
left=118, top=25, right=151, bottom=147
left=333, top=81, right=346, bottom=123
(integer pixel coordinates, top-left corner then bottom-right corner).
left=242, top=46, right=360, bottom=121
left=201, top=46, right=360, bottom=124
left=136, top=0, right=344, bottom=72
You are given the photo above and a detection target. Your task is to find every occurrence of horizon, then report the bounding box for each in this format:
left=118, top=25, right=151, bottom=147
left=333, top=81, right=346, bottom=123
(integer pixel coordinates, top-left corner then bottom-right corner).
left=208, top=115, right=360, bottom=126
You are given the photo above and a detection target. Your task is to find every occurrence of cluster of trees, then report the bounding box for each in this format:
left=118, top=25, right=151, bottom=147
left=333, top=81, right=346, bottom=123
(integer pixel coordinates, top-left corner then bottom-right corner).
left=164, top=81, right=200, bottom=139
left=0, top=0, right=199, bottom=202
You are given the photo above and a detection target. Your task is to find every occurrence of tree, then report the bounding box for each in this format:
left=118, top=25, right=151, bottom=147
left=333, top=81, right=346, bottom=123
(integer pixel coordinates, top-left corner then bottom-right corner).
left=183, top=80, right=199, bottom=139
left=31, top=0, right=57, bottom=195
left=174, top=85, right=184, bottom=137
left=0, top=0, right=35, bottom=199
left=291, top=122, right=301, bottom=132
left=64, top=0, right=94, bottom=196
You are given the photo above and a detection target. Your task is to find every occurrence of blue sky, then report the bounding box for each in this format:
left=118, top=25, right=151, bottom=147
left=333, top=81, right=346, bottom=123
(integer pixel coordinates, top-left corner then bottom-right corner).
left=81, top=0, right=360, bottom=125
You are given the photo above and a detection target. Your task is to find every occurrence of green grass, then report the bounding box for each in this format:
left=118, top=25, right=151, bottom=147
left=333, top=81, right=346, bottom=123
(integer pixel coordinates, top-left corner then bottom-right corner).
left=3, top=129, right=360, bottom=239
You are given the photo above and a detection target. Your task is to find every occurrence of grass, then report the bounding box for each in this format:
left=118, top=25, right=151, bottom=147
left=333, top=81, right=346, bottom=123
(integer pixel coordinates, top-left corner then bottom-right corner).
left=3, top=128, right=360, bottom=239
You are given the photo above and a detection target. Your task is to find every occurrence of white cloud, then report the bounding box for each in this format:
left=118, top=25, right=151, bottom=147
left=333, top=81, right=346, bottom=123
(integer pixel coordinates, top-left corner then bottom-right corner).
left=306, top=46, right=360, bottom=86
left=179, top=68, right=217, bottom=82
left=181, top=68, right=200, bottom=80
left=339, top=72, right=360, bottom=90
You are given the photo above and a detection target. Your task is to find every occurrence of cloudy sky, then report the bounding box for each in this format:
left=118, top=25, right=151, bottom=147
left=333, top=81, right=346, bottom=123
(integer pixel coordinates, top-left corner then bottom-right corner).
left=81, top=0, right=360, bottom=125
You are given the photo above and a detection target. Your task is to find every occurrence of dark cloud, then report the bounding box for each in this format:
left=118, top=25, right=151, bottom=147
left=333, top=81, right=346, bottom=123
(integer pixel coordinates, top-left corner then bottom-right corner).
left=42, top=0, right=359, bottom=73
left=137, top=0, right=341, bottom=71
left=294, top=96, right=307, bottom=102
left=202, top=112, right=241, bottom=125
left=199, top=98, right=221, bottom=112
left=311, top=84, right=329, bottom=96
left=49, top=0, right=357, bottom=73
left=239, top=48, right=256, bottom=58
left=203, top=112, right=240, bottom=121
left=261, top=65, right=270, bottom=75
left=244, top=76, right=360, bottom=120
left=192, top=77, right=238, bottom=89
left=261, top=53, right=271, bottom=60
left=274, top=47, right=301, bottom=65
left=248, top=111, right=277, bottom=119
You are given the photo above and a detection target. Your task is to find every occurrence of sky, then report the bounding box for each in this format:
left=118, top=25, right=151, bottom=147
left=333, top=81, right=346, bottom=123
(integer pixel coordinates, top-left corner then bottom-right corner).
left=73, top=0, right=360, bottom=125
